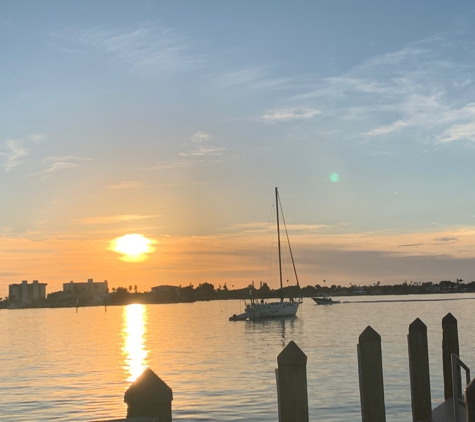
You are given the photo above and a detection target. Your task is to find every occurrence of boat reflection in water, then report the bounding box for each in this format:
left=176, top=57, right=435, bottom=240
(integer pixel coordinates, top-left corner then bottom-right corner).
left=122, top=304, right=148, bottom=382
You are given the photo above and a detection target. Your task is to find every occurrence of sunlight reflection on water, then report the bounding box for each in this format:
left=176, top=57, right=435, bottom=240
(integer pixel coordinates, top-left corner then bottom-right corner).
left=2, top=295, right=475, bottom=421
left=122, top=304, right=148, bottom=382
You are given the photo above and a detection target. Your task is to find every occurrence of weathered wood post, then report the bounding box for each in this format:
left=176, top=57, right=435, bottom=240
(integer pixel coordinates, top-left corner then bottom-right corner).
left=124, top=368, right=173, bottom=422
left=407, top=318, right=431, bottom=422
left=465, top=378, right=475, bottom=422
left=442, top=312, right=460, bottom=400
left=276, top=341, right=309, bottom=422
left=358, top=326, right=386, bottom=422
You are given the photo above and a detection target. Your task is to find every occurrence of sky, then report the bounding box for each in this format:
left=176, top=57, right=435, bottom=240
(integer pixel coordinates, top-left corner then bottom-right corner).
left=3, top=1, right=475, bottom=294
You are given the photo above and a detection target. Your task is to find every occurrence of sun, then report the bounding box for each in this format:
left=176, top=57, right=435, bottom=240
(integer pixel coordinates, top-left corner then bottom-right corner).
left=110, top=234, right=156, bottom=262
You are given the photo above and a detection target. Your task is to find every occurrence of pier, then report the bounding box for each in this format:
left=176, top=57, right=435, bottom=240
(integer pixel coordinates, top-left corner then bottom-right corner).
left=97, top=312, right=473, bottom=421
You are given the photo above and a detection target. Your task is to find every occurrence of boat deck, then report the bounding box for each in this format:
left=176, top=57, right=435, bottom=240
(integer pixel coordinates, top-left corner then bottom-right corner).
left=432, top=398, right=465, bottom=422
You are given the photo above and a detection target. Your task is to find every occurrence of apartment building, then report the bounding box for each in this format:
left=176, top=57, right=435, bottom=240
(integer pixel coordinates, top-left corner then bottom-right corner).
left=9, top=280, right=47, bottom=303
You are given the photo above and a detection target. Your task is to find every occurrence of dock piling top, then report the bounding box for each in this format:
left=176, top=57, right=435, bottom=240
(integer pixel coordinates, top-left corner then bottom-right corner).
left=442, top=312, right=457, bottom=325
left=408, top=317, right=431, bottom=422
left=277, top=341, right=307, bottom=365
left=409, top=317, right=427, bottom=332
left=359, top=325, right=381, bottom=343
left=442, top=313, right=460, bottom=401
left=124, top=368, right=173, bottom=403
left=124, top=368, right=173, bottom=422
left=276, top=341, right=309, bottom=422
left=358, top=325, right=386, bottom=422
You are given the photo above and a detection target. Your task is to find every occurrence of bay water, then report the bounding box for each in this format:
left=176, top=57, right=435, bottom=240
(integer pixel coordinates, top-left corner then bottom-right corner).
left=1, top=294, right=475, bottom=421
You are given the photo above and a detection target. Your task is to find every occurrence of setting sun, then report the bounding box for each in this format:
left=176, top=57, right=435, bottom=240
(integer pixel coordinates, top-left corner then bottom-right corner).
left=110, top=234, right=156, bottom=262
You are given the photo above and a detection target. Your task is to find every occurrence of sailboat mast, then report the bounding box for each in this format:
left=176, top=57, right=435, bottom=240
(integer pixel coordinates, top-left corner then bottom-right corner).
left=276, top=187, right=284, bottom=300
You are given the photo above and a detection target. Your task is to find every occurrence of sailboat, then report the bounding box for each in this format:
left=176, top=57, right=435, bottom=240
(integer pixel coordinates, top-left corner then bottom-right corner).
left=230, top=188, right=302, bottom=321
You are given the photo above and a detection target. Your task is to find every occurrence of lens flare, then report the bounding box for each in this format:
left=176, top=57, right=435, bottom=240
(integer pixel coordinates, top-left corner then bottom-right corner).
left=110, top=234, right=156, bottom=262
left=330, top=173, right=339, bottom=182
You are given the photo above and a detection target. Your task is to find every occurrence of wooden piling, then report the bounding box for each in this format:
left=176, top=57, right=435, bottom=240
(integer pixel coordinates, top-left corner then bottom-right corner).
left=442, top=313, right=460, bottom=400
left=358, top=326, right=386, bottom=422
left=407, top=318, right=431, bottom=422
left=465, top=378, right=475, bottom=422
left=276, top=341, right=309, bottom=422
left=124, top=368, right=173, bottom=422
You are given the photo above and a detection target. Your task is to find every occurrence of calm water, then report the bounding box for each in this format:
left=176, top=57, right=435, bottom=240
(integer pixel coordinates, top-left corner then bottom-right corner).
left=1, top=294, right=475, bottom=421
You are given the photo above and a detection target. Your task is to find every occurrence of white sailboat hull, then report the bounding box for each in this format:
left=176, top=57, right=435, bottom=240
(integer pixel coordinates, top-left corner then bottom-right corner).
left=229, top=187, right=303, bottom=322
left=245, top=300, right=300, bottom=319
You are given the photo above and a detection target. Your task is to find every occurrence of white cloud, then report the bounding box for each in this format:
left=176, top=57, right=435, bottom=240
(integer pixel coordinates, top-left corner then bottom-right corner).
left=274, top=36, right=475, bottom=148
left=436, top=120, right=475, bottom=144
left=1, top=140, right=27, bottom=172
left=364, top=120, right=408, bottom=137
left=144, top=160, right=191, bottom=170
left=28, top=134, right=47, bottom=144
left=191, top=132, right=210, bottom=144
left=0, top=133, right=47, bottom=173
left=39, top=155, right=91, bottom=176
left=78, top=214, right=159, bottom=225
left=179, top=131, right=225, bottom=157
left=261, top=107, right=321, bottom=123
left=368, top=151, right=395, bottom=156
left=73, top=23, right=202, bottom=73
left=211, top=67, right=291, bottom=90
left=179, top=147, right=225, bottom=157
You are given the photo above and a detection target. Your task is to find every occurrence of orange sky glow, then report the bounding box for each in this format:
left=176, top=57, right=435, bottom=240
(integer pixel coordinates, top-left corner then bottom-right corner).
left=4, top=3, right=475, bottom=298
left=3, top=223, right=475, bottom=296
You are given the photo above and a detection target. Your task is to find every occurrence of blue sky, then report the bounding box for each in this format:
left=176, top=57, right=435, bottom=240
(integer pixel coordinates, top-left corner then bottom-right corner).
left=3, top=1, right=475, bottom=292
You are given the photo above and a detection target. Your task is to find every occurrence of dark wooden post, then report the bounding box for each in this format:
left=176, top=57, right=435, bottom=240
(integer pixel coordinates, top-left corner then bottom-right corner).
left=442, top=312, right=460, bottom=400
left=407, top=318, right=431, bottom=422
left=276, top=341, right=309, bottom=422
left=358, top=326, right=386, bottom=422
left=124, top=368, right=173, bottom=422
left=465, top=378, right=475, bottom=422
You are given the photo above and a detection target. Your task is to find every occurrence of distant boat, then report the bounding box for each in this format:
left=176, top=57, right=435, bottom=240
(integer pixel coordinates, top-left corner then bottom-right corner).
left=230, top=187, right=302, bottom=321
left=312, top=294, right=340, bottom=305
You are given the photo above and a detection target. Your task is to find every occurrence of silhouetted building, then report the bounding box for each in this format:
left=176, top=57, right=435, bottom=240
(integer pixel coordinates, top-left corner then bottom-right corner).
left=63, top=278, right=108, bottom=298
left=9, top=280, right=47, bottom=303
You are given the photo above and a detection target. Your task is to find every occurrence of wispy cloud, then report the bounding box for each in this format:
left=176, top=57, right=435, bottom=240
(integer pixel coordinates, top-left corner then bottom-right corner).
left=78, top=214, right=160, bottom=225
left=29, top=134, right=47, bottom=144
left=261, top=107, right=321, bottom=123
left=368, top=151, right=395, bottom=156
left=72, top=23, right=202, bottom=73
left=223, top=222, right=329, bottom=234
left=398, top=237, right=459, bottom=247
left=269, top=36, right=475, bottom=147
left=191, top=131, right=210, bottom=144
left=354, top=44, right=475, bottom=144
left=179, top=147, right=225, bottom=157
left=436, top=119, right=475, bottom=144
left=211, top=67, right=291, bottom=90
left=0, top=134, right=46, bottom=173
left=1, top=140, right=27, bottom=172
left=38, top=155, right=91, bottom=176
left=435, top=237, right=459, bottom=243
left=364, top=120, right=408, bottom=137
left=179, top=132, right=225, bottom=157
left=144, top=160, right=191, bottom=170
left=108, top=181, right=144, bottom=189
